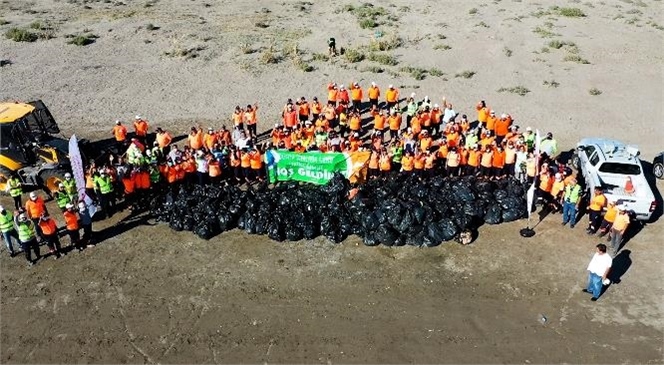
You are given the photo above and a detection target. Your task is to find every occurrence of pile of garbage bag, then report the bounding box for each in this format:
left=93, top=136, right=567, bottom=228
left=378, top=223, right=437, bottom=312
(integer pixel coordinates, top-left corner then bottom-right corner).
left=150, top=173, right=528, bottom=246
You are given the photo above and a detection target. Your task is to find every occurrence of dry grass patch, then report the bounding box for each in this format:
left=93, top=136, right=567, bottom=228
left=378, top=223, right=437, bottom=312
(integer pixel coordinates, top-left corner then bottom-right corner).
left=433, top=43, right=452, bottom=51
left=400, top=66, right=428, bottom=80
left=503, top=47, right=513, bottom=57
left=367, top=52, right=398, bottom=66
left=4, top=28, right=38, bottom=42
left=589, top=88, right=602, bottom=95
left=563, top=54, right=590, bottom=64
left=533, top=26, right=560, bottom=37
left=543, top=80, right=560, bottom=88
left=369, top=34, right=403, bottom=51
left=343, top=48, right=365, bottom=63
left=455, top=70, right=476, bottom=79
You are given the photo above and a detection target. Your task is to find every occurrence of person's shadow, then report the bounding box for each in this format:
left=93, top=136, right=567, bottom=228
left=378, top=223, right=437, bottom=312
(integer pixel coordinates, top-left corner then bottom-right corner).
left=608, top=249, right=632, bottom=285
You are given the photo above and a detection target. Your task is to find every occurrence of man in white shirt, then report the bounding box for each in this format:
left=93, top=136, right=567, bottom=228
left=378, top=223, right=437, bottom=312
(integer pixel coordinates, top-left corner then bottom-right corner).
left=442, top=103, right=457, bottom=124
left=584, top=243, right=612, bottom=301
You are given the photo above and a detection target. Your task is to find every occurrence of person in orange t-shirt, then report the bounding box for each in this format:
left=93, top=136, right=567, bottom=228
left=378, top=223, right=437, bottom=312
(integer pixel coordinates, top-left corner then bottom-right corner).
left=133, top=115, right=149, bottom=145
left=38, top=213, right=63, bottom=259
left=188, top=127, right=204, bottom=150
left=112, top=120, right=128, bottom=151
left=367, top=82, right=380, bottom=108
left=586, top=187, right=607, bottom=234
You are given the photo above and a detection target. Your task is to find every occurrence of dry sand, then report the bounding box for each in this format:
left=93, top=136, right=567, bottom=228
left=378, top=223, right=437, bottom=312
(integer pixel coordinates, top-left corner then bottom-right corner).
left=1, top=0, right=663, bottom=363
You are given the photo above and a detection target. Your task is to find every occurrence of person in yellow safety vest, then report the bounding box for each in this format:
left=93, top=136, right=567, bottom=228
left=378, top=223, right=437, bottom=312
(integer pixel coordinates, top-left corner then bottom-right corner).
left=14, top=212, right=40, bottom=266
left=0, top=205, right=18, bottom=257
left=6, top=174, right=23, bottom=210
left=94, top=171, right=115, bottom=219
left=62, top=172, right=78, bottom=204
left=561, top=177, right=582, bottom=228
left=54, top=183, right=72, bottom=212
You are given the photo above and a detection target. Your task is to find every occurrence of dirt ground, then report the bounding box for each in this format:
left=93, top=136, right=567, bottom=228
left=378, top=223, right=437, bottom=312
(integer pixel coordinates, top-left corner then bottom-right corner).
left=1, top=0, right=663, bottom=363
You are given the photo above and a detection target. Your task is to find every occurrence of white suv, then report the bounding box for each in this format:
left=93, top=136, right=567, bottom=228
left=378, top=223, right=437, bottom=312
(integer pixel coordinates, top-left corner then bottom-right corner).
left=573, top=138, right=657, bottom=221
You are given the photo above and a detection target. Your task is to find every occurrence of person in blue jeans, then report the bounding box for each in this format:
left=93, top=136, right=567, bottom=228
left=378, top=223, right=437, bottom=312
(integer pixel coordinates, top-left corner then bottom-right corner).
left=583, top=243, right=612, bottom=301
left=561, top=177, right=581, bottom=228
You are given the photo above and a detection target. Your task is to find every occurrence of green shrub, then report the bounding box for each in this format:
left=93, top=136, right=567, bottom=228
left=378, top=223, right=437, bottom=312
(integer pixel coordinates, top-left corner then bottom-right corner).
left=429, top=68, right=444, bottom=77
left=589, top=87, right=602, bottom=95
left=5, top=28, right=38, bottom=42
left=359, top=18, right=378, bottom=28
left=367, top=52, right=398, bottom=65
left=433, top=43, right=452, bottom=51
left=563, top=54, right=590, bottom=64
left=469, top=8, right=478, bottom=14
left=369, top=35, right=403, bottom=51
left=361, top=65, right=384, bottom=73
left=344, top=48, right=365, bottom=63
left=67, top=34, right=98, bottom=46
left=556, top=7, right=586, bottom=17
left=400, top=66, right=427, bottom=80
left=503, top=47, right=513, bottom=57
left=311, top=52, right=330, bottom=61
left=543, top=80, right=560, bottom=87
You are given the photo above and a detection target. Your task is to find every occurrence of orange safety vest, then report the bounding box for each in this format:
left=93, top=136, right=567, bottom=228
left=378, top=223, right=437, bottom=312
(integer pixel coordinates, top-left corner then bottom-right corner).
left=386, top=89, right=398, bottom=102
left=250, top=152, right=263, bottom=169
left=589, top=194, right=607, bottom=211
left=25, top=199, right=45, bottom=219
left=122, top=176, right=135, bottom=194
left=368, top=86, right=380, bottom=99
left=349, top=116, right=361, bottom=131
left=468, top=150, right=481, bottom=167
left=138, top=171, right=150, bottom=189
left=134, top=120, right=149, bottom=137
left=480, top=151, right=493, bottom=168
left=424, top=154, right=436, bottom=170
left=379, top=155, right=391, bottom=171
left=189, top=131, right=203, bottom=150
left=374, top=115, right=386, bottom=130
left=284, top=111, right=298, bottom=128
left=64, top=210, right=79, bottom=230
left=401, top=155, right=414, bottom=171
left=232, top=112, right=243, bottom=126
left=495, top=119, right=510, bottom=137
left=492, top=150, right=506, bottom=168
left=447, top=152, right=460, bottom=167
left=388, top=115, right=401, bottom=131
left=311, top=101, right=322, bottom=114
left=39, top=219, right=58, bottom=236
left=156, top=132, right=172, bottom=148
left=113, top=125, right=127, bottom=141
left=298, top=103, right=310, bottom=117
left=368, top=153, right=379, bottom=169
left=437, top=144, right=448, bottom=159
left=351, top=86, right=362, bottom=101
left=505, top=147, right=517, bottom=164
left=420, top=137, right=432, bottom=151
left=486, top=115, right=498, bottom=131
left=245, top=109, right=257, bottom=125
left=539, top=173, right=553, bottom=192
left=240, top=152, right=251, bottom=168
left=411, top=117, right=421, bottom=135
left=551, top=180, right=565, bottom=198
left=414, top=155, right=425, bottom=170
left=204, top=133, right=217, bottom=150
left=477, top=104, right=489, bottom=123
left=328, top=88, right=338, bottom=102
left=208, top=160, right=221, bottom=177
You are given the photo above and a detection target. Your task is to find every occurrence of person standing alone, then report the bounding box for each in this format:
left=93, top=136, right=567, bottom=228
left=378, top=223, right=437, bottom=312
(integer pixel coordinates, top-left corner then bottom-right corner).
left=583, top=243, right=612, bottom=301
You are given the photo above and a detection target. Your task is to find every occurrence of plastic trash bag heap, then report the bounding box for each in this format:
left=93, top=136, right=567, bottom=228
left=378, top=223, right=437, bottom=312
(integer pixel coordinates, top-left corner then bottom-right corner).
left=150, top=172, right=527, bottom=246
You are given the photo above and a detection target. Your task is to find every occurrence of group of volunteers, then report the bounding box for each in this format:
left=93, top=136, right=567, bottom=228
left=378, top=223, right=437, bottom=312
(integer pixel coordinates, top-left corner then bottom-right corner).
left=1, top=80, right=633, bottom=267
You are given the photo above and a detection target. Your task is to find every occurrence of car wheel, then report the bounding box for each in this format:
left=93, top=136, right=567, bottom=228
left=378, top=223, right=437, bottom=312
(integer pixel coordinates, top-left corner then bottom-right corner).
left=654, top=162, right=664, bottom=180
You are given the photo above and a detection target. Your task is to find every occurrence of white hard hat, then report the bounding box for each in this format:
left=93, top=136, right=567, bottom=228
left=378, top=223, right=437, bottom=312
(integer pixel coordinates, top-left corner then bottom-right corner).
left=388, top=84, right=394, bottom=88
left=410, top=92, right=416, bottom=98
left=340, top=85, right=345, bottom=89
left=29, top=192, right=37, bottom=200
left=78, top=202, right=87, bottom=211
left=526, top=126, right=532, bottom=131
left=555, top=173, right=562, bottom=179
left=64, top=172, right=72, bottom=178
left=501, top=113, right=507, bottom=119
left=353, top=132, right=359, bottom=137
left=65, top=203, right=74, bottom=210
left=135, top=115, right=141, bottom=120
left=0, top=205, right=4, bottom=212
left=490, top=110, right=495, bottom=114
left=58, top=183, right=64, bottom=188
left=371, top=81, right=376, bottom=86
left=424, top=95, right=429, bottom=101
left=115, top=120, right=121, bottom=125
left=18, top=213, right=27, bottom=222
left=434, top=104, right=439, bottom=108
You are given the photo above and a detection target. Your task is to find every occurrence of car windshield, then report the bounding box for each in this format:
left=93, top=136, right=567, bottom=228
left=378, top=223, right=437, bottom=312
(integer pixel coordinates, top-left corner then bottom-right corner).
left=599, top=162, right=641, bottom=175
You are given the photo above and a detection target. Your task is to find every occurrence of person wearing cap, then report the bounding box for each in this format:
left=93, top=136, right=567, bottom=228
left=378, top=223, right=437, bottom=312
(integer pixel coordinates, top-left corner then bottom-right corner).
left=310, top=96, right=322, bottom=121
left=337, top=84, right=350, bottom=106
left=111, top=120, right=128, bottom=152
left=121, top=165, right=137, bottom=210
left=133, top=115, right=149, bottom=146
left=584, top=243, right=612, bottom=302
left=442, top=103, right=456, bottom=127
left=494, top=113, right=512, bottom=145
left=94, top=170, right=115, bottom=219
left=63, top=203, right=83, bottom=250
left=349, top=82, right=363, bottom=110
left=561, top=177, right=582, bottom=228
left=6, top=173, right=23, bottom=210
left=387, top=110, right=402, bottom=141
left=327, top=82, right=338, bottom=107
left=0, top=205, right=18, bottom=257
left=586, top=187, right=607, bottom=235
left=485, top=110, right=498, bottom=132
left=38, top=213, right=63, bottom=259
left=367, top=82, right=380, bottom=108
left=540, top=132, right=558, bottom=157
left=77, top=202, right=94, bottom=247
left=385, top=85, right=399, bottom=110
left=548, top=172, right=566, bottom=212
left=194, top=150, right=209, bottom=186
left=14, top=212, right=40, bottom=266
left=25, top=192, right=47, bottom=239
left=348, top=110, right=361, bottom=136
left=204, top=127, right=218, bottom=151
left=608, top=207, right=630, bottom=256
left=62, top=172, right=78, bottom=203
left=373, top=109, right=387, bottom=135
left=522, top=127, right=535, bottom=151
left=54, top=183, right=71, bottom=212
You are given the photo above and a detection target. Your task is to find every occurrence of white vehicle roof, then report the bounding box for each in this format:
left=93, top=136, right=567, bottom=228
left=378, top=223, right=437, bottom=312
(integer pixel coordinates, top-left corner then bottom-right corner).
left=577, top=138, right=641, bottom=164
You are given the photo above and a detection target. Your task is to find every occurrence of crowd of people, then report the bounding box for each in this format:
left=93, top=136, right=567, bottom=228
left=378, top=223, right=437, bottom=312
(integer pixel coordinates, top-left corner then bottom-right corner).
left=1, top=81, right=632, bottom=267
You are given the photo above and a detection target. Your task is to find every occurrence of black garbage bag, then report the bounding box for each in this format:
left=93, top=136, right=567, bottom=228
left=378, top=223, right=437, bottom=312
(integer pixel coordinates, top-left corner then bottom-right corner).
left=286, top=226, right=303, bottom=241
left=363, top=232, right=379, bottom=246
left=386, top=201, right=404, bottom=227
left=322, top=173, right=350, bottom=196
left=475, top=181, right=494, bottom=193
left=254, top=215, right=268, bottom=235
left=217, top=212, right=234, bottom=232
left=502, top=206, right=523, bottom=222
left=362, top=212, right=379, bottom=232
left=405, top=227, right=425, bottom=246
left=183, top=215, right=195, bottom=231
left=412, top=206, right=426, bottom=225
left=194, top=222, right=216, bottom=240
left=494, top=189, right=509, bottom=201
left=169, top=218, right=184, bottom=231
left=453, top=214, right=472, bottom=231
left=302, top=221, right=318, bottom=240
left=452, top=182, right=475, bottom=202
left=395, top=210, right=414, bottom=234
left=267, top=221, right=285, bottom=242
left=438, top=218, right=458, bottom=241
left=243, top=212, right=256, bottom=234
left=375, top=224, right=398, bottom=246
left=228, top=203, right=244, bottom=217
left=425, top=222, right=446, bottom=247
left=484, top=204, right=502, bottom=225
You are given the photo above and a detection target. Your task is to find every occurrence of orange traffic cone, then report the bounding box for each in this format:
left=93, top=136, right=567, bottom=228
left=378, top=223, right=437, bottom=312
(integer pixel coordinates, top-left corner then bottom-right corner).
left=625, top=176, right=635, bottom=194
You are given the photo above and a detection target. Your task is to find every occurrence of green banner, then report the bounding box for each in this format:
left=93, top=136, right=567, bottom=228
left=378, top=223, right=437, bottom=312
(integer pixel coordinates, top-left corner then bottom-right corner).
left=267, top=150, right=351, bottom=185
